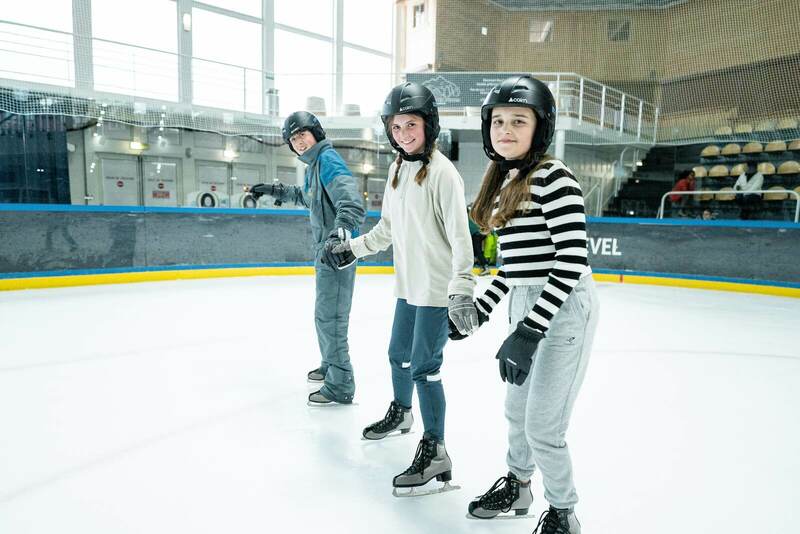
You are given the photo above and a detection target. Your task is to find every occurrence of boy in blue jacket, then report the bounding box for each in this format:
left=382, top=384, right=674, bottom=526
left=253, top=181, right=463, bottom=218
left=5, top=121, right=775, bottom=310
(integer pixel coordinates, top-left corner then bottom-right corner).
left=248, top=111, right=365, bottom=405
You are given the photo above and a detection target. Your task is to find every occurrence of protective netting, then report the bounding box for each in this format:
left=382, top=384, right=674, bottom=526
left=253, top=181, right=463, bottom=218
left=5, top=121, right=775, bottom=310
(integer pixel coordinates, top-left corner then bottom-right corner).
left=433, top=0, right=800, bottom=145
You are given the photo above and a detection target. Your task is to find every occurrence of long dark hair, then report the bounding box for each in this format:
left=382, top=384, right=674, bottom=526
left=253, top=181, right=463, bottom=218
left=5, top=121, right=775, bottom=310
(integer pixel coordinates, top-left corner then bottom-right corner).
left=470, top=151, right=553, bottom=233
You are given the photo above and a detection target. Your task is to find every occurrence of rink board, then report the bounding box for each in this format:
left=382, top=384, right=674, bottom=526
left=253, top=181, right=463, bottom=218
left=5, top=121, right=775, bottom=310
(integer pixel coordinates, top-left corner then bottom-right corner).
left=0, top=205, right=798, bottom=296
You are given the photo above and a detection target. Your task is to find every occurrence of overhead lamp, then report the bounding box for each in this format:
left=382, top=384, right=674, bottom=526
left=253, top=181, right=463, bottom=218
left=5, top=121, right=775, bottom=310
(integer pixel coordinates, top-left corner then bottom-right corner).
left=223, top=148, right=238, bottom=159
left=130, top=141, right=148, bottom=150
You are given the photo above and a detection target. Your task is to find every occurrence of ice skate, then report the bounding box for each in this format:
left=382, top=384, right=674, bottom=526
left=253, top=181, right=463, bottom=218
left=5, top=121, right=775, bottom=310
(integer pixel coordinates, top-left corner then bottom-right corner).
left=307, top=389, right=353, bottom=407
left=307, top=367, right=325, bottom=383
left=532, top=506, right=581, bottom=534
left=392, top=435, right=460, bottom=497
left=362, top=401, right=413, bottom=440
left=466, top=472, right=534, bottom=520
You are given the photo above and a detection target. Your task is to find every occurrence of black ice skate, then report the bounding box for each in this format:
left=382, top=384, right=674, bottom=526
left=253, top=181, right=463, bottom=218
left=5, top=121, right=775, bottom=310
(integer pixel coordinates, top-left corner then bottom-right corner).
left=391, top=435, right=460, bottom=497
left=307, top=389, right=353, bottom=406
left=466, top=472, right=534, bottom=520
left=362, top=401, right=413, bottom=440
left=532, top=506, right=582, bottom=534
left=307, top=367, right=325, bottom=383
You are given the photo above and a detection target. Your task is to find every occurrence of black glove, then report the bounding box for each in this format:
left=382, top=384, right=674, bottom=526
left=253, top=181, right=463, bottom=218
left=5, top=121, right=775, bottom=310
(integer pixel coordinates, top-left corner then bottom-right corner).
left=246, top=183, right=272, bottom=201
left=321, top=228, right=357, bottom=269
left=448, top=304, right=488, bottom=341
left=247, top=182, right=286, bottom=203
left=496, top=322, right=545, bottom=385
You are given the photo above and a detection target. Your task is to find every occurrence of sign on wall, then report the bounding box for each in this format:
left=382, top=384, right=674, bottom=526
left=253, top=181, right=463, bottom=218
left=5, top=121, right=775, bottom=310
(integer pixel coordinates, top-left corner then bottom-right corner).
left=143, top=159, right=179, bottom=207
left=406, top=72, right=528, bottom=108
left=101, top=156, right=139, bottom=206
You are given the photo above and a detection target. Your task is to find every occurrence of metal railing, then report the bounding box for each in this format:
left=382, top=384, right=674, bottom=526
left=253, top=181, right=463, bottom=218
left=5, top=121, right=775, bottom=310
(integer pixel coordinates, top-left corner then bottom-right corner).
left=0, top=20, right=660, bottom=140
left=657, top=189, right=800, bottom=223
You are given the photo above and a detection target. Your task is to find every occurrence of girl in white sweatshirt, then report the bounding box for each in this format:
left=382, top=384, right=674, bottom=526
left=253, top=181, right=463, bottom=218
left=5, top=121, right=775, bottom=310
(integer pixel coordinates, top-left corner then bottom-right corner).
left=329, top=82, right=476, bottom=495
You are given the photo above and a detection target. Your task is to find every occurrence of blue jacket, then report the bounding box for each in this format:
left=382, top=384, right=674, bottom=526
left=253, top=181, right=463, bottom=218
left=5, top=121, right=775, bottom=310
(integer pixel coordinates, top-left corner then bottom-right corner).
left=276, top=139, right=365, bottom=250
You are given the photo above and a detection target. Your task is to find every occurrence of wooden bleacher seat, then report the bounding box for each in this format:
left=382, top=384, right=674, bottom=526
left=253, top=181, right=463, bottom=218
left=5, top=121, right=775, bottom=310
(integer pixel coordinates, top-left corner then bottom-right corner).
left=742, top=141, right=763, bottom=154
left=764, top=186, right=789, bottom=201
left=692, top=166, right=707, bottom=178
left=777, top=160, right=800, bottom=174
left=757, top=162, right=776, bottom=175
left=777, top=118, right=798, bottom=130
left=715, top=187, right=736, bottom=201
left=721, top=143, right=741, bottom=156
left=733, top=123, right=753, bottom=134
left=729, top=163, right=748, bottom=176
left=698, top=189, right=714, bottom=201
left=765, top=140, right=787, bottom=152
left=708, top=164, right=729, bottom=177
left=701, top=145, right=721, bottom=157
left=714, top=125, right=733, bottom=135
left=788, top=140, right=800, bottom=151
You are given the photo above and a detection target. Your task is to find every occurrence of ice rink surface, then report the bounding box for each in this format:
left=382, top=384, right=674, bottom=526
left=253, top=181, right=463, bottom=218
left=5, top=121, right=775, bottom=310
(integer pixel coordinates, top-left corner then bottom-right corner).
left=1, top=274, right=799, bottom=534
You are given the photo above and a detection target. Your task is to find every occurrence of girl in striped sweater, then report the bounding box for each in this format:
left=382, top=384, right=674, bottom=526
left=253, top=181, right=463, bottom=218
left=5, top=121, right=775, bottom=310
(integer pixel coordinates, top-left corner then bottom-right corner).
left=458, top=75, right=599, bottom=533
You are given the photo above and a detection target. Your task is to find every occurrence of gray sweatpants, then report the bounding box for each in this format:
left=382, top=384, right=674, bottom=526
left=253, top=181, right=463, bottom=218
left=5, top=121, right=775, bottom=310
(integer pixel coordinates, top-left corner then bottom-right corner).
left=505, top=275, right=599, bottom=509
left=314, top=254, right=357, bottom=403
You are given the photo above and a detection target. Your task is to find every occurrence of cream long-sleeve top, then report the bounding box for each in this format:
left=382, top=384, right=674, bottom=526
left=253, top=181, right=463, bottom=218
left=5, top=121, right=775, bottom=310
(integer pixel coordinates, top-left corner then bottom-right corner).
left=349, top=150, right=475, bottom=307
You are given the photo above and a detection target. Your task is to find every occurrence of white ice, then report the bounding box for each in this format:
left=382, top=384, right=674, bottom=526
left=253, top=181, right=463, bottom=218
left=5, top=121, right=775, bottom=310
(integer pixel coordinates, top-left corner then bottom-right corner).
left=1, top=275, right=799, bottom=534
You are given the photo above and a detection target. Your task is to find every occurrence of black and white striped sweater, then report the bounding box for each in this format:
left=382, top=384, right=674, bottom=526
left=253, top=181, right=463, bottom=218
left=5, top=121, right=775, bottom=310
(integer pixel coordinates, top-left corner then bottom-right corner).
left=475, top=159, right=592, bottom=333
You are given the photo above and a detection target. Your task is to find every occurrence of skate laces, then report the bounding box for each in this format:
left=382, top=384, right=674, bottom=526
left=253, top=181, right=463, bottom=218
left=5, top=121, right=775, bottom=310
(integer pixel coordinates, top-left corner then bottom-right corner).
left=532, top=507, right=569, bottom=534
left=477, top=475, right=517, bottom=510
left=403, top=438, right=436, bottom=475
left=371, top=402, right=402, bottom=432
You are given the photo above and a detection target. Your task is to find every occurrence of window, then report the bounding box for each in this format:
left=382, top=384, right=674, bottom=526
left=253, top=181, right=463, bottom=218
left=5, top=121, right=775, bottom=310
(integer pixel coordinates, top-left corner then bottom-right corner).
left=197, top=0, right=262, bottom=18
left=0, top=1, right=74, bottom=86
left=342, top=48, right=392, bottom=117
left=343, top=0, right=393, bottom=53
left=529, top=19, right=554, bottom=43
left=608, top=19, right=631, bottom=42
left=412, top=3, right=426, bottom=28
left=192, top=8, right=262, bottom=112
left=92, top=0, right=178, bottom=100
left=275, top=0, right=333, bottom=36
left=274, top=30, right=333, bottom=116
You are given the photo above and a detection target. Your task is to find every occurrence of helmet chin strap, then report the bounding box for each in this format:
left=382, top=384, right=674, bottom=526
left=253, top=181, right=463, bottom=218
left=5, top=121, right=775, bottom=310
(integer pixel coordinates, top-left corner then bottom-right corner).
left=497, top=158, right=525, bottom=172
left=399, top=151, right=429, bottom=163
left=497, top=156, right=538, bottom=177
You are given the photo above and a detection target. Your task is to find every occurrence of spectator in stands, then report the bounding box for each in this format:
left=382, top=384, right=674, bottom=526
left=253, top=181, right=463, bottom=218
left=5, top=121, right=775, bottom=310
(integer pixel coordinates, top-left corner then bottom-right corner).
left=733, top=164, right=764, bottom=220
left=701, top=209, right=716, bottom=220
left=669, top=169, right=696, bottom=217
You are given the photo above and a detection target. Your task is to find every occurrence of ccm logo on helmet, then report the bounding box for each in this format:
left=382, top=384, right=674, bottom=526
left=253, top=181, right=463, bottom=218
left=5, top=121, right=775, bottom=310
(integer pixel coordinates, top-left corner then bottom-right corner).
left=398, top=105, right=414, bottom=112
left=508, top=97, right=529, bottom=103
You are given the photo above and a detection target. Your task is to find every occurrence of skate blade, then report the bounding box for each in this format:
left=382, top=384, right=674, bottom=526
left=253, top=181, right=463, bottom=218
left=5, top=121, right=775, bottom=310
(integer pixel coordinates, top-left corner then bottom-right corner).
left=306, top=379, right=324, bottom=384
left=307, top=401, right=358, bottom=407
left=392, top=481, right=460, bottom=498
left=465, top=512, right=536, bottom=521
left=361, top=429, right=414, bottom=441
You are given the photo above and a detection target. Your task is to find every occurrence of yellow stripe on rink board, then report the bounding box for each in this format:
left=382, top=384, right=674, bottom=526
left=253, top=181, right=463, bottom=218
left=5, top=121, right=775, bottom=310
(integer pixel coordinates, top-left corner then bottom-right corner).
left=1, top=266, right=797, bottom=298
left=615, top=274, right=800, bottom=299
left=0, top=265, right=396, bottom=291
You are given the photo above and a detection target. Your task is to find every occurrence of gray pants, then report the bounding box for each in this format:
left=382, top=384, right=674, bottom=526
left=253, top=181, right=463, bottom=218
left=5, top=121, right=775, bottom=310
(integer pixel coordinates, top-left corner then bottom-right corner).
left=505, top=276, right=599, bottom=509
left=314, top=255, right=356, bottom=402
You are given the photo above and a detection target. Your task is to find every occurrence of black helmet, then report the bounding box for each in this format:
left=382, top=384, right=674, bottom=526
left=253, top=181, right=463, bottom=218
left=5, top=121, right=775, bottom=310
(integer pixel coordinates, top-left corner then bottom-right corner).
left=481, top=75, right=557, bottom=162
left=381, top=82, right=440, bottom=162
left=282, top=111, right=326, bottom=154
